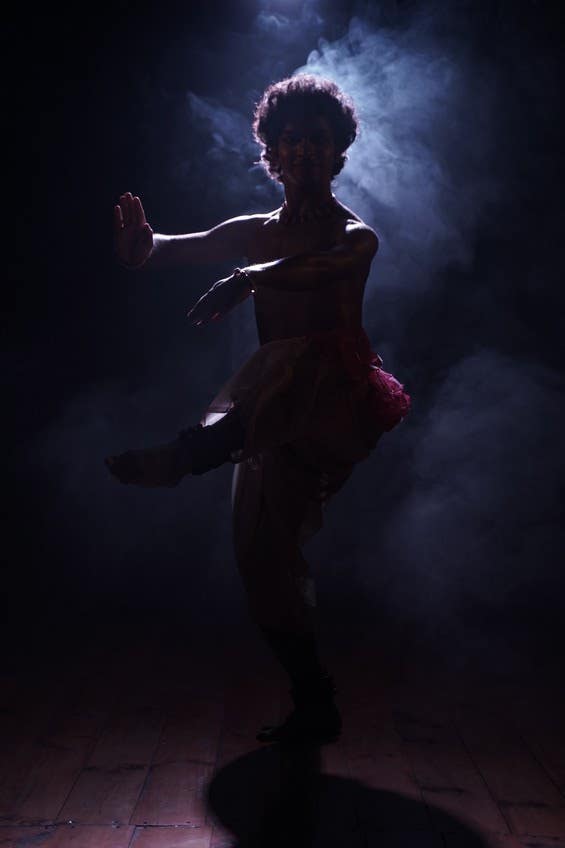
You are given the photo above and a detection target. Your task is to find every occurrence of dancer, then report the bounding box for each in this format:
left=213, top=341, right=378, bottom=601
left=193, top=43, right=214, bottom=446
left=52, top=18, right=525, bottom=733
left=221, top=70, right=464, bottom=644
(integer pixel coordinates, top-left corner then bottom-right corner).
left=106, top=75, right=411, bottom=744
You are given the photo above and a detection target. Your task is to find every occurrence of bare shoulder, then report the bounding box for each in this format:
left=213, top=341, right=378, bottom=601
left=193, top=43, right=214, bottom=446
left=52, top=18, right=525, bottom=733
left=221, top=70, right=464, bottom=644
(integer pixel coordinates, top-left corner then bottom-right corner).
left=335, top=200, right=378, bottom=240
left=332, top=205, right=379, bottom=257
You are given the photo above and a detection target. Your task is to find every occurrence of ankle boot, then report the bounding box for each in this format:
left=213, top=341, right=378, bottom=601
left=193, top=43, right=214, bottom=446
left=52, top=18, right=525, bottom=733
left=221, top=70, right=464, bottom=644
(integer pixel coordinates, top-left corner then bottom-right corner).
left=105, top=426, right=199, bottom=487
left=105, top=410, right=246, bottom=487
left=256, top=671, right=342, bottom=744
left=257, top=626, right=341, bottom=744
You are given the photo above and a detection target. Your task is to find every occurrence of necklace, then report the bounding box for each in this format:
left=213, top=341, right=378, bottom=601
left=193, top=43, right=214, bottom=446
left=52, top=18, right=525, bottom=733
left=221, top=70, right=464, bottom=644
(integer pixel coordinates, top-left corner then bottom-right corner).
left=278, top=194, right=341, bottom=226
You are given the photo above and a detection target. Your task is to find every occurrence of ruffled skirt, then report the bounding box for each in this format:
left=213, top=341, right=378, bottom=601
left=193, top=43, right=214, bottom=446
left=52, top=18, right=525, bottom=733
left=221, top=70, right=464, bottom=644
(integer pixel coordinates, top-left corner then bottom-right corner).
left=199, top=327, right=411, bottom=466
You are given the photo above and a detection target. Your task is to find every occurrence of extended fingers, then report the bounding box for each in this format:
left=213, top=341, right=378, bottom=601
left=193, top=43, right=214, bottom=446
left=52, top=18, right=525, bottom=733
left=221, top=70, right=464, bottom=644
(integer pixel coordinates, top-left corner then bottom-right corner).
left=189, top=313, right=221, bottom=327
left=134, top=195, right=146, bottom=226
left=187, top=303, right=210, bottom=326
left=113, top=204, right=123, bottom=236
left=187, top=283, right=228, bottom=325
left=119, top=192, right=130, bottom=226
left=118, top=191, right=135, bottom=227
left=187, top=305, right=205, bottom=324
left=117, top=192, right=146, bottom=229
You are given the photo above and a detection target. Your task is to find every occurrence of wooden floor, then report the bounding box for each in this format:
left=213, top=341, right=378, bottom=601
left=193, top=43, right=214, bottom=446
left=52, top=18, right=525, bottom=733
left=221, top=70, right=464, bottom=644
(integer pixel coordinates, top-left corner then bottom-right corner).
left=1, top=617, right=564, bottom=848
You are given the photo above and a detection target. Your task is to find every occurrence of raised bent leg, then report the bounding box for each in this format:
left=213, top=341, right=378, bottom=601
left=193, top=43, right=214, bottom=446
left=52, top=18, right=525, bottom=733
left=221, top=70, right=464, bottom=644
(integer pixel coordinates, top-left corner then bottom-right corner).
left=105, top=407, right=246, bottom=487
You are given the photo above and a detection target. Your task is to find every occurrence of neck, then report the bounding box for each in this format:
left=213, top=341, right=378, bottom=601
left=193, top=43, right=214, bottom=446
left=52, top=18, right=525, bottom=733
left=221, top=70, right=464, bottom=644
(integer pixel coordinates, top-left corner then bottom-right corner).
left=280, top=184, right=336, bottom=225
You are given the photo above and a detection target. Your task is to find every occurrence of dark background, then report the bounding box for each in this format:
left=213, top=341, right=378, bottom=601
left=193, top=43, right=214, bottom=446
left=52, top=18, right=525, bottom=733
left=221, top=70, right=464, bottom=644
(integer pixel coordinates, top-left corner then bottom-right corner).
left=6, top=0, right=565, bottom=677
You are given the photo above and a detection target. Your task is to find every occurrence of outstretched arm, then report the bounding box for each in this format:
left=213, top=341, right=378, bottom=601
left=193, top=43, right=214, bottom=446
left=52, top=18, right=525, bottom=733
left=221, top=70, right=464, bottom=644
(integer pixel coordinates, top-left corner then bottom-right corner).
left=114, top=192, right=260, bottom=269
left=244, top=221, right=379, bottom=292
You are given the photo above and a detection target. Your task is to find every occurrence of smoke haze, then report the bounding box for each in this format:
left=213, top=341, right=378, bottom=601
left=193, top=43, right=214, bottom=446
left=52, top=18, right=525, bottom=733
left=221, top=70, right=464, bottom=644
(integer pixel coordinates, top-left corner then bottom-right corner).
left=12, top=1, right=565, bottom=669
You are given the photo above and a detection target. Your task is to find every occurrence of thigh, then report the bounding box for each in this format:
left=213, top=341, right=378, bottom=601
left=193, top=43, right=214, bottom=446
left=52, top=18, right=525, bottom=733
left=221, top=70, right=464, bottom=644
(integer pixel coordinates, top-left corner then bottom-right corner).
left=232, top=442, right=356, bottom=557
left=231, top=451, right=320, bottom=632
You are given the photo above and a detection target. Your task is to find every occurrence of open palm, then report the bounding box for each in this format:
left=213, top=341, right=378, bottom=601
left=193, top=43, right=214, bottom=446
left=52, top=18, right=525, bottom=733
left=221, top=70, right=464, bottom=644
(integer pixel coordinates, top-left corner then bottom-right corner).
left=114, top=192, right=153, bottom=268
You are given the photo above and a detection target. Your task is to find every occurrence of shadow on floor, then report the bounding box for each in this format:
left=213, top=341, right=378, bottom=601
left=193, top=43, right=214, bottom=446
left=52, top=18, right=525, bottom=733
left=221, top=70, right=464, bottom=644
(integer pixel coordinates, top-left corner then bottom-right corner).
left=207, top=742, right=487, bottom=848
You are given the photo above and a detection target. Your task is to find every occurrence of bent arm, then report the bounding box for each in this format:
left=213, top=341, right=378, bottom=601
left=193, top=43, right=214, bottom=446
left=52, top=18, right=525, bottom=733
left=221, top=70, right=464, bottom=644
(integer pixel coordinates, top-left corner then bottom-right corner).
left=242, top=221, right=379, bottom=292
left=145, top=215, right=261, bottom=269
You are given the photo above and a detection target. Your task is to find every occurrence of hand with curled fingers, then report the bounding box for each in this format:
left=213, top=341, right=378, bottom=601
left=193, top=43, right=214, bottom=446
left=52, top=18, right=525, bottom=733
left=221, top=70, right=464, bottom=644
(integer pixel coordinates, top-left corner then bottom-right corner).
left=187, top=271, right=253, bottom=327
left=114, top=192, right=154, bottom=269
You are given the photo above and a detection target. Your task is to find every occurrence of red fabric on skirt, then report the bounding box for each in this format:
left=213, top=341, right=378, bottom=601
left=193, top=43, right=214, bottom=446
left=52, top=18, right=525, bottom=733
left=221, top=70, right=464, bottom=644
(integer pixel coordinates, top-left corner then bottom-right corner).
left=305, top=327, right=411, bottom=432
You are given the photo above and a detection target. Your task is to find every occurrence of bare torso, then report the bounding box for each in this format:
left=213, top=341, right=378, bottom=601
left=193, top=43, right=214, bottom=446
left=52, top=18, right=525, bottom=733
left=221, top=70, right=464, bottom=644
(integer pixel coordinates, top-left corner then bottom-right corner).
left=244, top=201, right=367, bottom=345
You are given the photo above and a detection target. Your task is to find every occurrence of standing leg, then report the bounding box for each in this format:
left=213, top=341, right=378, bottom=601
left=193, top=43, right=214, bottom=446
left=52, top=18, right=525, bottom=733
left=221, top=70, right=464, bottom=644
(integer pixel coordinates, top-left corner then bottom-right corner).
left=231, top=445, right=352, bottom=743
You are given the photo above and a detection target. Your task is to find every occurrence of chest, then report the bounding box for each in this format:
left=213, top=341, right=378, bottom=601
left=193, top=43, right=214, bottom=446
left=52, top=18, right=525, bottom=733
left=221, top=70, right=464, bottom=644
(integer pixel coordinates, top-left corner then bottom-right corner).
left=245, top=218, right=346, bottom=264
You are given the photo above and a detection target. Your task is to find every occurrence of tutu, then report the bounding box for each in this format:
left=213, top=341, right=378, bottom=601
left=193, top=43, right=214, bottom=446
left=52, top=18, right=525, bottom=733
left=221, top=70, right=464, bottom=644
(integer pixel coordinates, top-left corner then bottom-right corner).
left=306, top=328, right=411, bottom=431
left=200, top=327, right=411, bottom=461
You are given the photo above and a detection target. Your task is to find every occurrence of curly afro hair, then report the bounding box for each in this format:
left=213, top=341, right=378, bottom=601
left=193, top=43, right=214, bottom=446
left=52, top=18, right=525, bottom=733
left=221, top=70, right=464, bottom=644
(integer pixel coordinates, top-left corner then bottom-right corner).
left=252, top=74, right=359, bottom=182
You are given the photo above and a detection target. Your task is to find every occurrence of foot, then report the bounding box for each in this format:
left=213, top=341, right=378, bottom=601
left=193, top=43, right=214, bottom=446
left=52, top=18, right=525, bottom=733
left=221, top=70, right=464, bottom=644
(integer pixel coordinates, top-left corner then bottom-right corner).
left=256, top=674, right=342, bottom=745
left=105, top=426, right=201, bottom=487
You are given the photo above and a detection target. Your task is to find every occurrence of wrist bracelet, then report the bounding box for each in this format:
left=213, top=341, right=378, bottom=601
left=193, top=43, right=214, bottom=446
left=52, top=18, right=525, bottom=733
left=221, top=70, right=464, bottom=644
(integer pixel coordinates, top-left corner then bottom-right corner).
left=233, top=267, right=255, bottom=294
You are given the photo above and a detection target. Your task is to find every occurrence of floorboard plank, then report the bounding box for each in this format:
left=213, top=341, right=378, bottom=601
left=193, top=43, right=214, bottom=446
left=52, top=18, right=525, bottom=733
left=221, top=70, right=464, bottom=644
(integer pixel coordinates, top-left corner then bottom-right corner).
left=131, top=762, right=213, bottom=826
left=10, top=729, right=96, bottom=825
left=444, top=833, right=565, bottom=847
left=344, top=706, right=430, bottom=832
left=510, top=701, right=565, bottom=799
left=0, top=676, right=77, bottom=823
left=131, top=824, right=212, bottom=847
left=519, top=730, right=565, bottom=799
left=0, top=823, right=134, bottom=846
left=58, top=764, right=150, bottom=827
left=152, top=696, right=223, bottom=767
left=58, top=701, right=163, bottom=825
left=364, top=832, right=445, bottom=848
left=394, top=709, right=510, bottom=835
left=454, top=707, right=565, bottom=837
left=87, top=706, right=163, bottom=771
left=0, top=825, right=56, bottom=846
